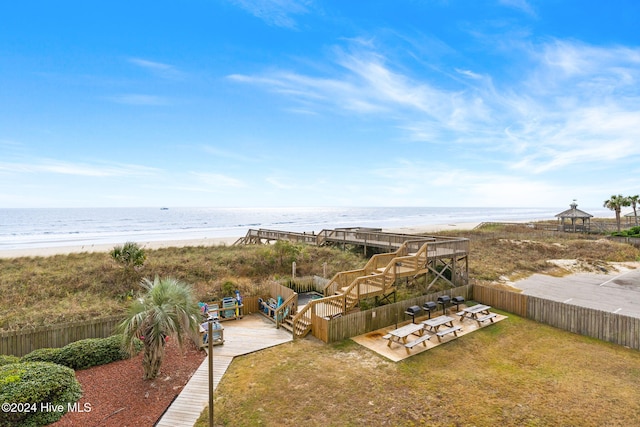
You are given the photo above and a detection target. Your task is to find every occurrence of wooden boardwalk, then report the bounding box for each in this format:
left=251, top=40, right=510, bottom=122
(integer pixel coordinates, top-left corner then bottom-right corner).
left=156, top=315, right=292, bottom=427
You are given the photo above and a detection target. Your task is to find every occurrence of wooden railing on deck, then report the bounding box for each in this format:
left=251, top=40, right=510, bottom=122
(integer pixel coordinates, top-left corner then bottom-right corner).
left=293, top=241, right=432, bottom=338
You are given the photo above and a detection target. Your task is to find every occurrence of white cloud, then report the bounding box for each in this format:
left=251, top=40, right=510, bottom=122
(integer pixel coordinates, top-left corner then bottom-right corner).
left=0, top=159, right=159, bottom=177
left=128, top=58, right=182, bottom=79
left=191, top=172, right=246, bottom=188
left=229, top=37, right=640, bottom=178
left=455, top=68, right=483, bottom=79
left=228, top=0, right=313, bottom=29
left=499, top=0, right=537, bottom=17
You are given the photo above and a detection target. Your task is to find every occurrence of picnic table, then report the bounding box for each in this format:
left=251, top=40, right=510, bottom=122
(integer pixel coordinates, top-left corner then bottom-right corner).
left=385, top=323, right=425, bottom=347
left=459, top=304, right=492, bottom=321
left=421, top=315, right=455, bottom=332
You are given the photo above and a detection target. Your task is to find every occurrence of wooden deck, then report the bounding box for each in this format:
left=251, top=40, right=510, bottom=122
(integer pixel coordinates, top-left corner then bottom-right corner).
left=235, top=227, right=466, bottom=253
left=156, top=315, right=292, bottom=427
left=351, top=305, right=507, bottom=362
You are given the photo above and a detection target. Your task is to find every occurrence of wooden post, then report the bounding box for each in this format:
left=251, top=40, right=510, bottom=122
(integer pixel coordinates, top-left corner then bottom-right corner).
left=208, top=321, right=213, bottom=427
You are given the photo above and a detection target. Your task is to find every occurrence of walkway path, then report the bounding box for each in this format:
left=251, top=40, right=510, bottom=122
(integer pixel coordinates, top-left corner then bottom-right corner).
left=156, top=314, right=292, bottom=427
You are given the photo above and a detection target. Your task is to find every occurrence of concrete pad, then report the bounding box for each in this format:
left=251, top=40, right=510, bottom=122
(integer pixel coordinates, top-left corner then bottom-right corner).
left=511, top=264, right=640, bottom=318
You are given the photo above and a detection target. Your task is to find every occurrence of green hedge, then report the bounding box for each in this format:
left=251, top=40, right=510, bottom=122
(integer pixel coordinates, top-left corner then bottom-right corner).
left=20, top=347, right=62, bottom=364
left=55, top=334, right=141, bottom=370
left=0, top=362, right=82, bottom=427
left=612, top=226, right=640, bottom=237
left=0, top=355, right=20, bottom=366
left=21, top=334, right=142, bottom=370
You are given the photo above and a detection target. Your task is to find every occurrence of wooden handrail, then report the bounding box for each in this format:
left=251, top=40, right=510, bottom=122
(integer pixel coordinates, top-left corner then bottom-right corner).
left=273, top=293, right=298, bottom=329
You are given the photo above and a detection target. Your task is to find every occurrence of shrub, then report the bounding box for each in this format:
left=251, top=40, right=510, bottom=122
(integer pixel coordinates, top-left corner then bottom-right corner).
left=21, top=347, right=63, bottom=364
left=110, top=241, right=147, bottom=270
left=0, top=355, right=20, bottom=366
left=0, top=361, right=82, bottom=427
left=56, top=334, right=142, bottom=370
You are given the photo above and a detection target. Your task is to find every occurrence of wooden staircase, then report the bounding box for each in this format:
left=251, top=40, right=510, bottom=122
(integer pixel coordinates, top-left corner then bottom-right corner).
left=291, top=240, right=430, bottom=339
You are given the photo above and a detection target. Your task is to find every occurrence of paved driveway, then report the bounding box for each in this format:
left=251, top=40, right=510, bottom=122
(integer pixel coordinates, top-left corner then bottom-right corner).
left=511, top=264, right=640, bottom=318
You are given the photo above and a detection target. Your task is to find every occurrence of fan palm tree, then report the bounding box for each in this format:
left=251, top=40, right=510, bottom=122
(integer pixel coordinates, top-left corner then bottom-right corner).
left=603, top=194, right=630, bottom=232
left=629, top=195, right=639, bottom=226
left=118, top=276, right=201, bottom=379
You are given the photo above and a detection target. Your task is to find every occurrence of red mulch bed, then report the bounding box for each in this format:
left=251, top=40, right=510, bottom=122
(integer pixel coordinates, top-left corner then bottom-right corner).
left=52, top=339, right=206, bottom=427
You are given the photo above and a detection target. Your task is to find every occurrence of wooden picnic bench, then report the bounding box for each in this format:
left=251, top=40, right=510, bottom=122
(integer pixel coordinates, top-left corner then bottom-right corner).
left=474, top=312, right=497, bottom=326
left=385, top=323, right=425, bottom=348
left=435, top=325, right=462, bottom=342
left=457, top=304, right=491, bottom=322
left=404, top=333, right=432, bottom=354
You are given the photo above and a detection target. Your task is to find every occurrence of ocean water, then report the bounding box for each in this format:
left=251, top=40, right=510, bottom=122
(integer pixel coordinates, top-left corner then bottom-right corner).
left=0, top=206, right=610, bottom=250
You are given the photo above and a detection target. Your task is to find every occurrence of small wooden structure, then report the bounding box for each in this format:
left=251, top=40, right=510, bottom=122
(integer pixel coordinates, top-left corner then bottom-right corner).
left=625, top=211, right=639, bottom=226
left=555, top=202, right=593, bottom=232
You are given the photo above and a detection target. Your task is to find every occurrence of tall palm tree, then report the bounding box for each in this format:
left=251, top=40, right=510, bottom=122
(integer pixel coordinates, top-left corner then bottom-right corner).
left=118, top=276, right=201, bottom=379
left=603, top=194, right=630, bottom=232
left=629, top=195, right=639, bottom=226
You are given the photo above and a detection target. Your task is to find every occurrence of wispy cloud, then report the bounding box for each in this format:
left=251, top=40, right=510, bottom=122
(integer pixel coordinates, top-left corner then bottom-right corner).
left=499, top=0, right=537, bottom=17
left=128, top=57, right=182, bottom=79
left=0, top=159, right=159, bottom=177
left=229, top=37, right=640, bottom=174
left=191, top=172, right=246, bottom=188
left=228, top=0, right=313, bottom=29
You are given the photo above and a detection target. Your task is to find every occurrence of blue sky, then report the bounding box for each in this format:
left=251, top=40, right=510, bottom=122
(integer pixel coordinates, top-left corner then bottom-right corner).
left=1, top=0, right=639, bottom=209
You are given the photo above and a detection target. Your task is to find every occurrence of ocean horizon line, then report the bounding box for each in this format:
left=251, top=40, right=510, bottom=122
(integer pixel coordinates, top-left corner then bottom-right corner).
left=0, top=206, right=615, bottom=252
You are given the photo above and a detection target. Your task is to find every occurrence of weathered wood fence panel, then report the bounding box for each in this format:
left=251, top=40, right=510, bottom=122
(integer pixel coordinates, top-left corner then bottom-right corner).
left=323, top=283, right=640, bottom=350
left=242, top=296, right=260, bottom=314
left=526, top=296, right=640, bottom=350
left=280, top=276, right=329, bottom=293
left=264, top=281, right=296, bottom=300
left=0, top=315, right=123, bottom=357
left=472, top=284, right=527, bottom=317
left=323, top=285, right=473, bottom=343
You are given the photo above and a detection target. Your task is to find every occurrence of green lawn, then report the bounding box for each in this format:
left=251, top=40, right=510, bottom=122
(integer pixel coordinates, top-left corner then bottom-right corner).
left=198, top=310, right=640, bottom=426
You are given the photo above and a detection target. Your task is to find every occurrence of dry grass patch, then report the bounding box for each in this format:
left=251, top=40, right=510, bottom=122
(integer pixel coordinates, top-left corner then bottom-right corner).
left=0, top=244, right=366, bottom=330
left=199, top=312, right=640, bottom=426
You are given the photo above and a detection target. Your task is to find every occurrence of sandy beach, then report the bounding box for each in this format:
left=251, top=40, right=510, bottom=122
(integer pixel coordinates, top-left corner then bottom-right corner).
left=0, top=237, right=241, bottom=259
left=0, top=222, right=483, bottom=259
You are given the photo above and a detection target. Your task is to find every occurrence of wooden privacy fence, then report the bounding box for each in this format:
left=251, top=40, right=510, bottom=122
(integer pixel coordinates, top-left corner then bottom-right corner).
left=0, top=315, right=123, bottom=357
left=319, top=283, right=640, bottom=350
left=472, top=284, right=527, bottom=317
left=319, top=285, right=473, bottom=343
left=527, top=296, right=640, bottom=350
left=279, top=275, right=329, bottom=294
left=473, top=284, right=640, bottom=351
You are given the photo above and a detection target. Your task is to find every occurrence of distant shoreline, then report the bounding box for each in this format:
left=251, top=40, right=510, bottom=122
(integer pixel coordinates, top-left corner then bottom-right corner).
left=0, top=222, right=484, bottom=259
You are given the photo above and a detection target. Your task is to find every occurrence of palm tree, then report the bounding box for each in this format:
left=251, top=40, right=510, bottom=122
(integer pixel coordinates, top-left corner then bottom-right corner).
left=629, top=195, right=639, bottom=226
left=603, top=194, right=630, bottom=232
left=118, top=276, right=201, bottom=379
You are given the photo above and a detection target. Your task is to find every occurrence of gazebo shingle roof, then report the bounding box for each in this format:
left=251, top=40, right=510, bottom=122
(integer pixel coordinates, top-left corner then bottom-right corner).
left=555, top=202, right=593, bottom=219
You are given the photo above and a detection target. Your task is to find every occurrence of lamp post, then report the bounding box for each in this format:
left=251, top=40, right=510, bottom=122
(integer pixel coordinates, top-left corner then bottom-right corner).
left=208, top=321, right=213, bottom=427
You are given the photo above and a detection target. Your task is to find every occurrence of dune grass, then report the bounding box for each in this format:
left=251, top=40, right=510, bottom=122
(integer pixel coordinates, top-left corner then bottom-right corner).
left=0, top=243, right=365, bottom=330
left=1, top=224, right=638, bottom=330
left=198, top=310, right=640, bottom=426
left=1, top=224, right=638, bottom=331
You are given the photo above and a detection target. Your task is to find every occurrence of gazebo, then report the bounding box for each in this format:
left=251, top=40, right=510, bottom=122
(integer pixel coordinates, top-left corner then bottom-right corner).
left=555, top=202, right=593, bottom=232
